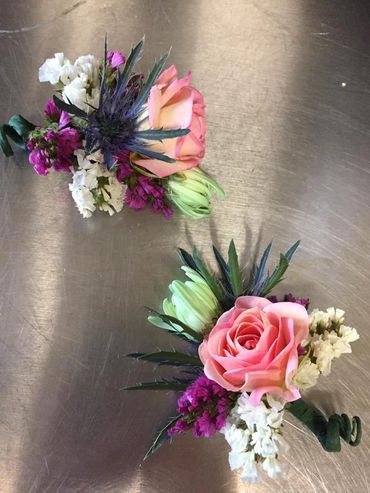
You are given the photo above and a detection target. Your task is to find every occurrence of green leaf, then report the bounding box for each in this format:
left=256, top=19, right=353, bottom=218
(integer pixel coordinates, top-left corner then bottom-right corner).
left=130, top=145, right=176, bottom=163
left=124, top=380, right=189, bottom=391
left=213, top=245, right=233, bottom=294
left=53, top=95, right=88, bottom=119
left=178, top=248, right=199, bottom=272
left=250, top=241, right=272, bottom=295
left=114, top=38, right=144, bottom=101
left=147, top=309, right=203, bottom=343
left=285, top=240, right=300, bottom=262
left=287, top=399, right=362, bottom=452
left=228, top=240, right=244, bottom=297
left=259, top=254, right=288, bottom=296
left=128, top=351, right=203, bottom=367
left=192, top=247, right=226, bottom=306
left=129, top=50, right=169, bottom=116
left=144, top=415, right=182, bottom=460
left=257, top=240, right=300, bottom=297
left=136, top=128, right=190, bottom=140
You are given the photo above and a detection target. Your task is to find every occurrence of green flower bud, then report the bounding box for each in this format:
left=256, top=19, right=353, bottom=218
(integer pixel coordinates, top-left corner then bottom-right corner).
left=167, top=168, right=224, bottom=218
left=150, top=266, right=221, bottom=333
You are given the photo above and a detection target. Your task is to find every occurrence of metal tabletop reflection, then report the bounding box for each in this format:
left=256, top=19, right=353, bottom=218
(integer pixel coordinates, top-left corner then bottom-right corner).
left=0, top=1, right=369, bottom=492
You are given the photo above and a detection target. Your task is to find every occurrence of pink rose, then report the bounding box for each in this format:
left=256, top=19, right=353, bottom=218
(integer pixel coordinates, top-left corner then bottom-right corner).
left=199, top=296, right=309, bottom=405
left=133, top=65, right=206, bottom=178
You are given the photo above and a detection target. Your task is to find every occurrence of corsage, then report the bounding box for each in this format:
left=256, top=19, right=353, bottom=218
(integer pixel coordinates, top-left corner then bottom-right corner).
left=0, top=40, right=223, bottom=218
left=126, top=240, right=361, bottom=483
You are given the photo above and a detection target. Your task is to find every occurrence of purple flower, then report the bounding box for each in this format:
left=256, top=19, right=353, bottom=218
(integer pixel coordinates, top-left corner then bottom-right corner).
left=269, top=293, right=310, bottom=309
left=117, top=162, right=132, bottom=181
left=58, top=111, right=71, bottom=129
left=29, top=149, right=50, bottom=176
left=107, top=51, right=126, bottom=69
left=168, top=375, right=236, bottom=439
left=125, top=188, right=147, bottom=209
left=26, top=106, right=81, bottom=175
left=44, top=99, right=61, bottom=122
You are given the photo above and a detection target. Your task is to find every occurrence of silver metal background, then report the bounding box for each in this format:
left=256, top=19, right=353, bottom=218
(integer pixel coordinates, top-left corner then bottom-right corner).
left=0, top=1, right=369, bottom=492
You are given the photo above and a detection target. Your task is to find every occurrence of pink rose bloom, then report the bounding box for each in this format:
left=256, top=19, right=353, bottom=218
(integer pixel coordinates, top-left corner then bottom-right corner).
left=199, top=296, right=309, bottom=405
left=133, top=65, right=206, bottom=178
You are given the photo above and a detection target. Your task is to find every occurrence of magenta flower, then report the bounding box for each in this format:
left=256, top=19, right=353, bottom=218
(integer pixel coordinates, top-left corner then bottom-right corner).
left=107, top=51, right=126, bottom=69
left=168, top=374, right=236, bottom=439
left=29, top=148, right=50, bottom=176
left=26, top=100, right=81, bottom=175
left=124, top=175, right=173, bottom=217
left=269, top=293, right=310, bottom=309
left=124, top=188, right=147, bottom=209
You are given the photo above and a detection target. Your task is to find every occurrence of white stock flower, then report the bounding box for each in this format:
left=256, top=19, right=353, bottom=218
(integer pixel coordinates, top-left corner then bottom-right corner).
left=39, top=53, right=76, bottom=85
left=312, top=337, right=333, bottom=375
left=221, top=393, right=286, bottom=483
left=62, top=74, right=100, bottom=112
left=293, top=359, right=320, bottom=390
left=339, top=325, right=359, bottom=344
left=69, top=150, right=124, bottom=218
left=262, top=457, right=282, bottom=479
left=70, top=186, right=96, bottom=218
left=74, top=55, right=100, bottom=84
left=40, top=52, right=101, bottom=112
left=306, top=307, right=359, bottom=377
left=241, top=452, right=260, bottom=483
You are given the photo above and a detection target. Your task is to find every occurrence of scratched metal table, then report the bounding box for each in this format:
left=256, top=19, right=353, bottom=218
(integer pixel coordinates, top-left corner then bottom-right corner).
left=0, top=1, right=369, bottom=492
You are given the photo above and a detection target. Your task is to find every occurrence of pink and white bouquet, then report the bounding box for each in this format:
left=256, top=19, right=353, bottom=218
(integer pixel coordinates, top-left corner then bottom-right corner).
left=0, top=40, right=223, bottom=218
left=127, top=240, right=361, bottom=483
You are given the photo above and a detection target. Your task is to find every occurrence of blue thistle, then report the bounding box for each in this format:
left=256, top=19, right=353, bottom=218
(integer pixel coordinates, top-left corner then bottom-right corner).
left=53, top=39, right=189, bottom=169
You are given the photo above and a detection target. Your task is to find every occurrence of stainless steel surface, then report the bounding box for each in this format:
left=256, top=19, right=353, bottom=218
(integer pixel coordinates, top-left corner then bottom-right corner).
left=0, top=1, right=369, bottom=492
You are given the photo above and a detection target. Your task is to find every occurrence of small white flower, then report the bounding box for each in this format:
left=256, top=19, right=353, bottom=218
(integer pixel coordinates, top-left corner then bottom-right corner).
left=74, top=54, right=100, bottom=87
left=241, top=451, right=260, bottom=483
left=262, top=457, right=282, bottom=479
left=312, top=337, right=333, bottom=375
left=266, top=393, right=286, bottom=412
left=237, top=393, right=269, bottom=430
left=339, top=325, right=359, bottom=344
left=69, top=149, right=125, bottom=218
left=293, top=359, right=320, bottom=390
left=69, top=186, right=96, bottom=218
left=39, top=53, right=75, bottom=85
left=63, top=76, right=88, bottom=108
left=326, top=330, right=351, bottom=358
left=327, top=307, right=345, bottom=324
left=221, top=393, right=286, bottom=484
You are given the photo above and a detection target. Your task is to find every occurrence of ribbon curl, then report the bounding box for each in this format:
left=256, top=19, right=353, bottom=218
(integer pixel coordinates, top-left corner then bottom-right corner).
left=288, top=398, right=361, bottom=452
left=0, top=115, right=35, bottom=157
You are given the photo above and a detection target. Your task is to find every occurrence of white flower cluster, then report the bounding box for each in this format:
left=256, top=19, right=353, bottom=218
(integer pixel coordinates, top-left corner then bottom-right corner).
left=221, top=393, right=288, bottom=483
left=293, top=308, right=359, bottom=389
left=69, top=150, right=125, bottom=218
left=39, top=53, right=101, bottom=112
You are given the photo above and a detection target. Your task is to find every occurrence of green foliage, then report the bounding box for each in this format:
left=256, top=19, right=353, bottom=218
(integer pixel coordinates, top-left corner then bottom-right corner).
left=147, top=309, right=203, bottom=343
left=124, top=379, right=190, bottom=391
left=144, top=415, right=182, bottom=460
left=128, top=351, right=203, bottom=367
left=288, top=399, right=361, bottom=452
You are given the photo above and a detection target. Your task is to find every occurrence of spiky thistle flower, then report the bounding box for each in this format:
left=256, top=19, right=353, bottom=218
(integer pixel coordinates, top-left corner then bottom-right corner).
left=53, top=39, right=189, bottom=169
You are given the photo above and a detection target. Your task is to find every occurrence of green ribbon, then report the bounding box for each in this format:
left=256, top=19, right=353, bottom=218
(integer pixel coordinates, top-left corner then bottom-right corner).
left=0, top=115, right=36, bottom=157
left=287, top=398, right=361, bottom=452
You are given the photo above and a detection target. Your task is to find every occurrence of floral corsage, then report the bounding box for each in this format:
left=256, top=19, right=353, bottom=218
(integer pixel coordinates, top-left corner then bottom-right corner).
left=126, top=240, right=361, bottom=483
left=0, top=40, right=223, bottom=218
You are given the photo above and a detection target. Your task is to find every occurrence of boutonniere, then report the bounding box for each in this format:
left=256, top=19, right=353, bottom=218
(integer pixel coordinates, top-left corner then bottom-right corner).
left=0, top=39, right=223, bottom=219
left=126, top=240, right=361, bottom=483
